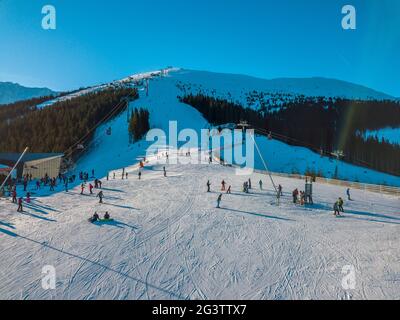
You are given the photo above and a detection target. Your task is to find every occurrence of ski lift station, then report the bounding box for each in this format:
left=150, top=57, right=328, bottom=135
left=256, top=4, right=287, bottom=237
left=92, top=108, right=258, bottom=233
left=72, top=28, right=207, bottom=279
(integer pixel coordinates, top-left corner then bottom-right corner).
left=0, top=153, right=64, bottom=180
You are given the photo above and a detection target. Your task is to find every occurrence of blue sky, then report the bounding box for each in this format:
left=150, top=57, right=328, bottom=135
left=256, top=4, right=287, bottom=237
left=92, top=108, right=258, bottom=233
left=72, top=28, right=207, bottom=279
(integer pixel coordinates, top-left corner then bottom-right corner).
left=0, top=0, right=399, bottom=96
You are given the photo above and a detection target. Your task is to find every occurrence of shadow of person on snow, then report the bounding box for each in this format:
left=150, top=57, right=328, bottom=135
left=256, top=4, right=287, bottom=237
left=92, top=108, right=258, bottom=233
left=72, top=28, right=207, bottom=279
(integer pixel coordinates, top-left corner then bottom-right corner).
left=219, top=207, right=295, bottom=222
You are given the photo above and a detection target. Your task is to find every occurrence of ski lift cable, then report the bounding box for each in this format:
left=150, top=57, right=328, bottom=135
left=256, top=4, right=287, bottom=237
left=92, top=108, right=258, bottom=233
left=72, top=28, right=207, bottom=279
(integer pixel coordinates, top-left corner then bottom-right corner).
left=64, top=99, right=125, bottom=153
left=248, top=132, right=279, bottom=196
left=63, top=93, right=135, bottom=159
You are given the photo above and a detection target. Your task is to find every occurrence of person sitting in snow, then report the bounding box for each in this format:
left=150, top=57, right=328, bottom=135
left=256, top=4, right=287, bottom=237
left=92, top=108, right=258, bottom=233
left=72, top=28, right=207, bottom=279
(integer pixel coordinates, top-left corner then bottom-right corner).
left=104, top=212, right=111, bottom=220
left=89, top=212, right=100, bottom=223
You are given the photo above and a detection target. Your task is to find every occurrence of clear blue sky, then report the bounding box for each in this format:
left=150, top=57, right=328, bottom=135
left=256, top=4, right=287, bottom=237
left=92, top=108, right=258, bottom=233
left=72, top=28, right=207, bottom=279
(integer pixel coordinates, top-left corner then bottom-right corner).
left=0, top=0, right=399, bottom=96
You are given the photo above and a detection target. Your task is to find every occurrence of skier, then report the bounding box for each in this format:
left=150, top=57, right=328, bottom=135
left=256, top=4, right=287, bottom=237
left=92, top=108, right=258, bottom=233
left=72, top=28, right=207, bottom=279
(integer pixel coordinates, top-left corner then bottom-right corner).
left=80, top=183, right=85, bottom=195
left=338, top=197, right=345, bottom=213
left=333, top=201, right=341, bottom=217
left=126, top=172, right=129, bottom=180
left=97, top=191, right=104, bottom=204
left=122, top=168, right=125, bottom=180
left=221, top=180, right=226, bottom=191
left=226, top=185, right=231, bottom=194
left=36, top=180, right=40, bottom=190
left=259, top=180, right=263, bottom=190
left=113, top=172, right=116, bottom=179
left=248, top=179, right=252, bottom=189
left=12, top=189, right=17, bottom=204
left=292, top=189, right=299, bottom=204
left=278, top=184, right=283, bottom=197
left=206, top=180, right=211, bottom=192
left=216, top=194, right=222, bottom=208
left=17, top=197, right=23, bottom=212
left=89, top=183, right=94, bottom=194
left=346, top=188, right=352, bottom=201
left=163, top=167, right=167, bottom=177
left=107, top=172, right=109, bottom=181
left=138, top=171, right=142, bottom=180
left=26, top=192, right=31, bottom=204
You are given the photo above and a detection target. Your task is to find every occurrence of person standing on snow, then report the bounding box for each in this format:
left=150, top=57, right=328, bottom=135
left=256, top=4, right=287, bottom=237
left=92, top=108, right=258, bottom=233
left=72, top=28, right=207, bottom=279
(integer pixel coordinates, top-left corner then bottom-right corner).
left=221, top=180, right=226, bottom=191
left=80, top=183, right=85, bottom=195
left=12, top=189, right=17, bottom=204
left=333, top=201, right=341, bottom=217
left=97, top=191, right=104, bottom=204
left=207, top=180, right=211, bottom=192
left=163, top=167, right=167, bottom=177
left=346, top=188, right=352, bottom=201
left=216, top=194, right=222, bottom=208
left=17, top=197, right=23, bottom=212
left=138, top=171, right=142, bottom=180
left=259, top=180, right=263, bottom=190
left=248, top=179, right=252, bottom=189
left=278, top=184, right=283, bottom=197
left=226, top=186, right=231, bottom=194
left=89, top=183, right=94, bottom=194
left=338, top=197, right=344, bottom=213
left=292, top=189, right=299, bottom=204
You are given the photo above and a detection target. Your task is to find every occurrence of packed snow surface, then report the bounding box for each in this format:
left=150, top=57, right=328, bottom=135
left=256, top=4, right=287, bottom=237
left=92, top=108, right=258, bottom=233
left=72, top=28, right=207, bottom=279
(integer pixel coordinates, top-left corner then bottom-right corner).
left=0, top=150, right=399, bottom=300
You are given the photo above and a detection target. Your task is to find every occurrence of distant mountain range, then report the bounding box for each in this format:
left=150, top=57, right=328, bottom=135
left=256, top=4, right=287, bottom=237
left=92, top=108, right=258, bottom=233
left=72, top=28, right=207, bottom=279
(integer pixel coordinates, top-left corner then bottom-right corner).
left=0, top=82, right=56, bottom=105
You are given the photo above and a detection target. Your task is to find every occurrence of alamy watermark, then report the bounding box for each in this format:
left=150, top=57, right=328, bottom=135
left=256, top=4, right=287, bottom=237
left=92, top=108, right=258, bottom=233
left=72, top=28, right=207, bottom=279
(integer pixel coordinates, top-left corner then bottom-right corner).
left=41, top=5, right=56, bottom=30
left=42, top=265, right=56, bottom=290
left=145, top=121, right=255, bottom=176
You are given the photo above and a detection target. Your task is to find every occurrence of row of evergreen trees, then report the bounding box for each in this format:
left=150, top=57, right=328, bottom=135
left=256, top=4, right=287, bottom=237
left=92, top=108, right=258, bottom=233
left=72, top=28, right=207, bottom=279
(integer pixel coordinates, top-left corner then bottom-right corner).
left=180, top=94, right=400, bottom=176
left=0, top=88, right=138, bottom=156
left=128, top=108, right=150, bottom=143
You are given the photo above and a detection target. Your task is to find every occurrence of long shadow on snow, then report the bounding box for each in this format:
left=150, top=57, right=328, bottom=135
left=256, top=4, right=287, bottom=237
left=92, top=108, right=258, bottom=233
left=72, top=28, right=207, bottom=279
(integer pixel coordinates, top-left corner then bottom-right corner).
left=19, top=210, right=56, bottom=222
left=93, top=220, right=139, bottom=230
left=0, top=230, right=185, bottom=299
left=24, top=204, right=52, bottom=216
left=312, top=203, right=400, bottom=225
left=102, top=203, right=137, bottom=210
left=0, top=227, right=18, bottom=237
left=0, top=221, right=16, bottom=229
left=220, top=207, right=295, bottom=222
left=101, top=187, right=126, bottom=193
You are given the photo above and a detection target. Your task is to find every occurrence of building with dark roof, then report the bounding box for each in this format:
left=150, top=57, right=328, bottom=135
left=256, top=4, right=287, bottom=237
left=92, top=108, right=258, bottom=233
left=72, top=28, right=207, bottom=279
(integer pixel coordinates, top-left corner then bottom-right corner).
left=0, top=153, right=63, bottom=179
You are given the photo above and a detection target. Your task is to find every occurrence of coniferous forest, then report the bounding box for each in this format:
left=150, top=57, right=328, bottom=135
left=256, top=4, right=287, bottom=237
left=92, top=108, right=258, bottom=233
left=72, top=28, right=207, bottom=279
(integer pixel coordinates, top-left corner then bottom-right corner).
left=128, top=107, right=150, bottom=143
left=0, top=88, right=138, bottom=157
left=180, top=94, right=400, bottom=177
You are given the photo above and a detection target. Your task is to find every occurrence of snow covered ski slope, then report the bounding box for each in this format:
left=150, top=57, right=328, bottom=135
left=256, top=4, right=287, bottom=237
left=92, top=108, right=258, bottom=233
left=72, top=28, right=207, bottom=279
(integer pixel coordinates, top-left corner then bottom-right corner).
left=62, top=68, right=400, bottom=187
left=0, top=150, right=399, bottom=300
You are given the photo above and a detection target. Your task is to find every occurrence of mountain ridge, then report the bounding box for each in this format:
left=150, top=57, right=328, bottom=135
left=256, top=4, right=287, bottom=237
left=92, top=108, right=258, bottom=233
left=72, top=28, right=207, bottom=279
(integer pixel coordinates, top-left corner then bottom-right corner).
left=0, top=82, right=56, bottom=105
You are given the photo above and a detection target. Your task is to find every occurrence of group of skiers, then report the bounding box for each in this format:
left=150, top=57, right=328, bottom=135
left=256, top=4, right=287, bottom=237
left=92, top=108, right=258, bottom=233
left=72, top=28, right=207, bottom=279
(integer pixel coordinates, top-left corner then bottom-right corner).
left=209, top=175, right=351, bottom=217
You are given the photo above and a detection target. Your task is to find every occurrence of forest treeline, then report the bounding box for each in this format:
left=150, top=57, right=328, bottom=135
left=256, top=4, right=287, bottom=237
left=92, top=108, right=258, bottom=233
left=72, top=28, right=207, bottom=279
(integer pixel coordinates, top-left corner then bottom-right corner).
left=0, top=87, right=138, bottom=157
left=180, top=94, right=400, bottom=176
left=128, top=108, right=150, bottom=143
